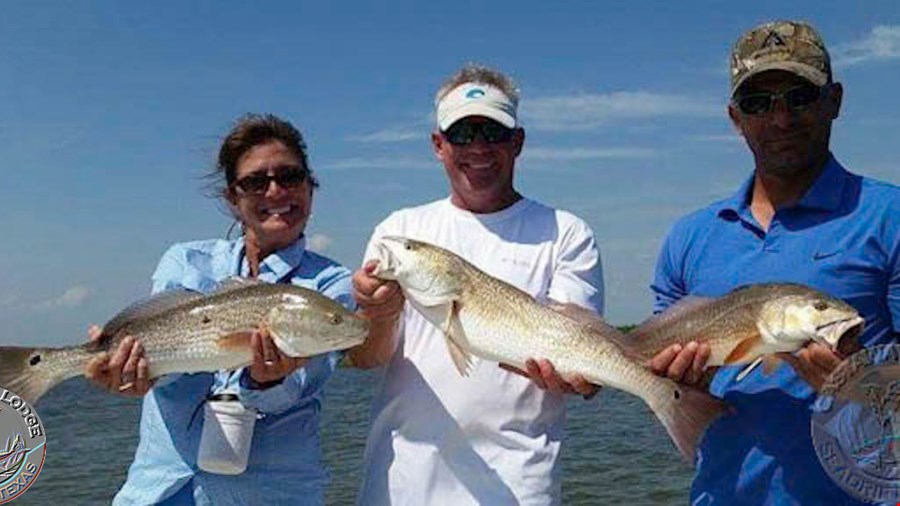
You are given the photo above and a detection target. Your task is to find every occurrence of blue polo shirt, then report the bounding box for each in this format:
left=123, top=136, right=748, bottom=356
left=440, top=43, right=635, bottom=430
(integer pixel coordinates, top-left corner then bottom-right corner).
left=652, top=155, right=900, bottom=505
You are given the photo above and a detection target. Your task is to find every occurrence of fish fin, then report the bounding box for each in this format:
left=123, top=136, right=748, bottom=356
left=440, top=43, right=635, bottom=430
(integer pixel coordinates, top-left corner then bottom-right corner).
left=652, top=382, right=731, bottom=465
left=735, top=357, right=764, bottom=382
left=546, top=300, right=644, bottom=360
left=410, top=288, right=460, bottom=308
left=216, top=332, right=254, bottom=351
left=623, top=296, right=718, bottom=360
left=629, top=296, right=717, bottom=340
left=442, top=300, right=473, bottom=376
left=547, top=300, right=617, bottom=335
left=103, top=289, right=206, bottom=336
left=723, top=335, right=764, bottom=365
left=214, top=277, right=264, bottom=294
left=0, top=346, right=60, bottom=404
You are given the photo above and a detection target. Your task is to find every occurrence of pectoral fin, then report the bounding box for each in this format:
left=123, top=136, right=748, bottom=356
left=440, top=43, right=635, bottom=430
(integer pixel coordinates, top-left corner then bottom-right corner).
left=441, top=300, right=473, bottom=376
left=409, top=287, right=461, bottom=308
left=724, top=335, right=764, bottom=365
left=216, top=332, right=253, bottom=350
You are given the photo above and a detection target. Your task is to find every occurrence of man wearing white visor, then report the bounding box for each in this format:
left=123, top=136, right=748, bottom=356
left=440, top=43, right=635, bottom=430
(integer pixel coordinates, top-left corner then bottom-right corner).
left=352, top=64, right=605, bottom=504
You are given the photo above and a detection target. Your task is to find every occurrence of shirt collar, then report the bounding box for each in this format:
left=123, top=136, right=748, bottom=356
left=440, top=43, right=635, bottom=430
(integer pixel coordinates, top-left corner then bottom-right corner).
left=717, top=153, right=847, bottom=219
left=237, top=236, right=307, bottom=282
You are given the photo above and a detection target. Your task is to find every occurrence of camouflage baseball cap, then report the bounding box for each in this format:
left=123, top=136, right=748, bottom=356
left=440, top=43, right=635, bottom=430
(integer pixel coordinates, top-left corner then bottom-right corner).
left=730, top=20, right=831, bottom=97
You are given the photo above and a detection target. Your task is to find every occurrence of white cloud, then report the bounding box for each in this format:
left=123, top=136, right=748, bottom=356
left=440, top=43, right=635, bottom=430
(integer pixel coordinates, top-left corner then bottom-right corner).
left=35, top=285, right=91, bottom=311
left=522, top=91, right=719, bottom=131
left=349, top=127, right=422, bottom=144
left=321, top=157, right=433, bottom=171
left=522, top=147, right=654, bottom=162
left=833, top=25, right=900, bottom=67
left=307, top=234, right=333, bottom=253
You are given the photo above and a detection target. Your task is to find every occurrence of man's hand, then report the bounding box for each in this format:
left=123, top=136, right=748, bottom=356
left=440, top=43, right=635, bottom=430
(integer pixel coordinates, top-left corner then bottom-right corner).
left=501, top=359, right=600, bottom=399
left=248, top=326, right=307, bottom=385
left=776, top=342, right=843, bottom=391
left=352, top=260, right=405, bottom=322
left=649, top=341, right=713, bottom=387
left=84, top=325, right=154, bottom=397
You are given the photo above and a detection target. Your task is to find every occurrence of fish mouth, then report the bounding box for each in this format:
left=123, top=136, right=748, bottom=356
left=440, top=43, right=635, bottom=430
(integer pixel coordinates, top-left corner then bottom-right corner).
left=816, top=316, right=865, bottom=355
left=370, top=237, right=404, bottom=280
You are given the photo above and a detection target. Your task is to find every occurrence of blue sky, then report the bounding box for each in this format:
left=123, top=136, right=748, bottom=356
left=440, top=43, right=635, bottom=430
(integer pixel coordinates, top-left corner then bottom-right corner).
left=1, top=2, right=898, bottom=346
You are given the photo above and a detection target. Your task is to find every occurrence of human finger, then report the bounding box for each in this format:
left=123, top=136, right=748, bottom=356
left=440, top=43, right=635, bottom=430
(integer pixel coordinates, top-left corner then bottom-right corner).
left=87, top=325, right=103, bottom=342
left=685, top=343, right=711, bottom=385
left=120, top=339, right=143, bottom=387
left=649, top=344, right=682, bottom=376
left=525, top=359, right=547, bottom=390
left=537, top=359, right=570, bottom=394
left=84, top=352, right=110, bottom=385
left=107, top=336, right=135, bottom=390
left=666, top=342, right=698, bottom=383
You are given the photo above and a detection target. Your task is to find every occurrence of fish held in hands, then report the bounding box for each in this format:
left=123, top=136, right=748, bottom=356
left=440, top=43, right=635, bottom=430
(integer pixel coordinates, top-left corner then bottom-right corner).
left=370, top=235, right=729, bottom=463
left=0, top=279, right=368, bottom=404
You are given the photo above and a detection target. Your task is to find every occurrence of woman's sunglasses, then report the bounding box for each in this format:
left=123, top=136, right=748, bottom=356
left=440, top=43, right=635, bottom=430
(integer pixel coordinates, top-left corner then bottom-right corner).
left=232, top=166, right=309, bottom=194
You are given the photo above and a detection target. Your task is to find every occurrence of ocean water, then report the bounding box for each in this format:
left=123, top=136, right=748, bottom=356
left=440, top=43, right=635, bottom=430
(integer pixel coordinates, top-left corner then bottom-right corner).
left=17, top=370, right=692, bottom=505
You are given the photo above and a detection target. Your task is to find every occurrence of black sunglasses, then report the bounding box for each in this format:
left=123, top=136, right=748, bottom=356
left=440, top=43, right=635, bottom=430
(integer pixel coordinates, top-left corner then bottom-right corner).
left=734, top=83, right=827, bottom=115
left=442, top=120, right=516, bottom=146
left=232, top=166, right=309, bottom=194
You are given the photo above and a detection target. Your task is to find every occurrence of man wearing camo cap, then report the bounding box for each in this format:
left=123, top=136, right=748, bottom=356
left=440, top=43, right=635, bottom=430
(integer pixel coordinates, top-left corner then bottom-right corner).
left=649, top=20, right=900, bottom=504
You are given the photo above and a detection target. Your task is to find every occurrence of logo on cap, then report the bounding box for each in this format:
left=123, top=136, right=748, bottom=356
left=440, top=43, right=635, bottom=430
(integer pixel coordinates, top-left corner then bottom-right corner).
left=466, top=88, right=486, bottom=99
left=762, top=30, right=786, bottom=49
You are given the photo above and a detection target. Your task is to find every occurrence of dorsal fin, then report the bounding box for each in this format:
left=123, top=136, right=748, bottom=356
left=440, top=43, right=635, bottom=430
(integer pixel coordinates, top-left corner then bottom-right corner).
left=547, top=300, right=619, bottom=336
left=103, top=289, right=205, bottom=335
left=545, top=300, right=645, bottom=356
left=628, top=296, right=717, bottom=340
left=214, top=276, right=264, bottom=294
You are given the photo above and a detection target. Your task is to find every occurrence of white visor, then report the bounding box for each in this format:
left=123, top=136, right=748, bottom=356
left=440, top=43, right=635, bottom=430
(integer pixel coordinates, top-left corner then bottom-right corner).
left=436, top=83, right=517, bottom=131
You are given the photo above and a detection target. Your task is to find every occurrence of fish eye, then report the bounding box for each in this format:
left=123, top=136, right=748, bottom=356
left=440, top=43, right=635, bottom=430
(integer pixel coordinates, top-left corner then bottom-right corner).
left=328, top=313, right=342, bottom=325
left=814, top=301, right=829, bottom=311
left=404, top=243, right=412, bottom=250
left=29, top=354, right=41, bottom=366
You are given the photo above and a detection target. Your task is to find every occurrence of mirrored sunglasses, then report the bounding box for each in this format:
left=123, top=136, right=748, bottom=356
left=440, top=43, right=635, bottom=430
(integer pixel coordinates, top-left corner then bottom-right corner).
left=442, top=120, right=515, bottom=146
left=734, top=83, right=826, bottom=115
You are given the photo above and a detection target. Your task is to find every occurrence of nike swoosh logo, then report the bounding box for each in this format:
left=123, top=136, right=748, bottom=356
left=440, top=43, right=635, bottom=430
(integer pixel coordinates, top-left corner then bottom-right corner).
left=813, top=250, right=840, bottom=260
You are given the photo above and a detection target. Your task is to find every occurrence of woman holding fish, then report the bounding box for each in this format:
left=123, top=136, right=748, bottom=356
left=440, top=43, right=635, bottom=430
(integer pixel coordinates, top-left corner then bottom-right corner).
left=80, top=114, right=368, bottom=505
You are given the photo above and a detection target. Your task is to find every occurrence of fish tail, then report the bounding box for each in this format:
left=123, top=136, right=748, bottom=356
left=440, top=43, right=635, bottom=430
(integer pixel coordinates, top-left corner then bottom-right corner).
left=0, top=346, right=60, bottom=404
left=648, top=380, right=730, bottom=464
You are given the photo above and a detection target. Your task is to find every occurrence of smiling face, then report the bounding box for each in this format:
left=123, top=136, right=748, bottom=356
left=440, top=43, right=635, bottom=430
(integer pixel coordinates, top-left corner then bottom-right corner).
left=729, top=70, right=842, bottom=181
left=431, top=116, right=524, bottom=213
left=226, top=140, right=313, bottom=257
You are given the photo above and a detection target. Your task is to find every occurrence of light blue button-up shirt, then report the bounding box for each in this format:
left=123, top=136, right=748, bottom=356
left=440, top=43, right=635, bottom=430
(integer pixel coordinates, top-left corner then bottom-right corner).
left=652, top=156, right=900, bottom=505
left=113, top=237, right=354, bottom=506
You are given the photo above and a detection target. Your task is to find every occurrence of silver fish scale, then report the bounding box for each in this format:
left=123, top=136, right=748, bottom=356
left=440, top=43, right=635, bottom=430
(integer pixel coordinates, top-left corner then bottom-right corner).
left=456, top=265, right=660, bottom=396
left=632, top=284, right=820, bottom=360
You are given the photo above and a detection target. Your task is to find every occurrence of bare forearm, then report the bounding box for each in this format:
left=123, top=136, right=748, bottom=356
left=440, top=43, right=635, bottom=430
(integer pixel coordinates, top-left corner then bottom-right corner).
left=347, top=315, right=400, bottom=369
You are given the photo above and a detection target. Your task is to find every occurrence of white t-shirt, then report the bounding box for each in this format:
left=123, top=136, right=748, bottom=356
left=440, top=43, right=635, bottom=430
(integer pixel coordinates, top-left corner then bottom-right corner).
left=358, top=197, right=604, bottom=506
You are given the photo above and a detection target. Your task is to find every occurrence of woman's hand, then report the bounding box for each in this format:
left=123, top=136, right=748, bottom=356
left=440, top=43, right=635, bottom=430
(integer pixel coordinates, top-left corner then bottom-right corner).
left=84, top=325, right=154, bottom=397
left=247, top=326, right=308, bottom=386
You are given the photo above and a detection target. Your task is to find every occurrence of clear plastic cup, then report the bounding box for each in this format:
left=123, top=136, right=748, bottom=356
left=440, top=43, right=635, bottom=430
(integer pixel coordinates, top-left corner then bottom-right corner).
left=197, top=394, right=257, bottom=475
